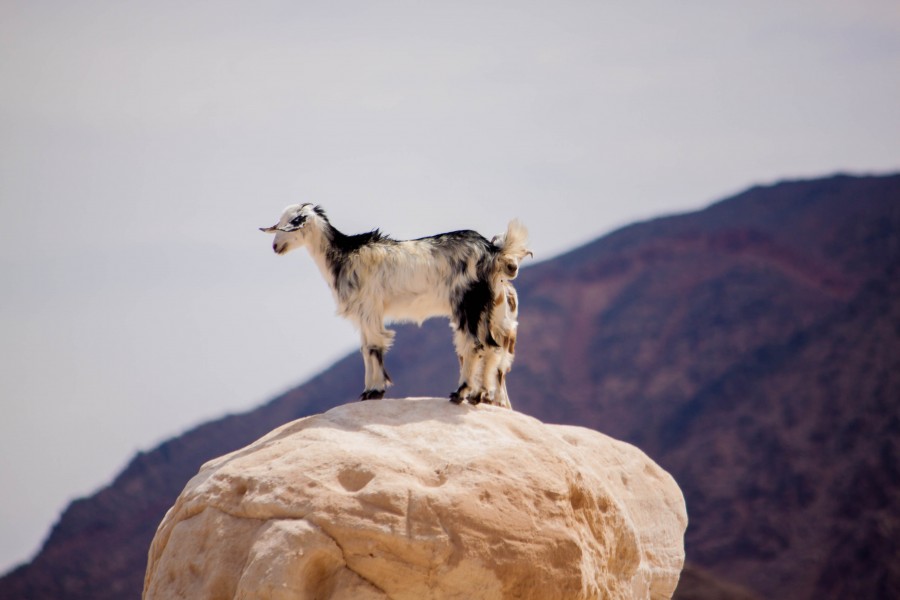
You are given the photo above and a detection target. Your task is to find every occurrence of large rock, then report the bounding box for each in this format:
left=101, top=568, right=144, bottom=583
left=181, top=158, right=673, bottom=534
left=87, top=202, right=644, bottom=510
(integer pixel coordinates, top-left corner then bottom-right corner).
left=143, top=398, right=687, bottom=600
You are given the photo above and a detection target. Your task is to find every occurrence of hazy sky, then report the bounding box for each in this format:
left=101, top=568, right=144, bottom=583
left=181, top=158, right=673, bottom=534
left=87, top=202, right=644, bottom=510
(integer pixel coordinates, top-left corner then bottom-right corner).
left=1, top=0, right=898, bottom=573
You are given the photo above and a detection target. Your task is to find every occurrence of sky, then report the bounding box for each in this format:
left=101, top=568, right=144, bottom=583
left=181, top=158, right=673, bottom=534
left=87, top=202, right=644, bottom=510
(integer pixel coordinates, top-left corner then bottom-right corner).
left=1, top=0, right=899, bottom=574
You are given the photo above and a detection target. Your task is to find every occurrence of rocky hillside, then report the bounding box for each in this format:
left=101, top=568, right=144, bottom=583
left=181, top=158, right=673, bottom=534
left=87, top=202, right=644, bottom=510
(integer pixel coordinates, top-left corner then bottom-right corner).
left=1, top=172, right=898, bottom=599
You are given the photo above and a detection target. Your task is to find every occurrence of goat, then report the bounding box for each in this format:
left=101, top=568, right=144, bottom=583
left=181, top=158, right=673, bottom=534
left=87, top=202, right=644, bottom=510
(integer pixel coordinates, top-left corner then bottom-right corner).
left=261, top=203, right=530, bottom=403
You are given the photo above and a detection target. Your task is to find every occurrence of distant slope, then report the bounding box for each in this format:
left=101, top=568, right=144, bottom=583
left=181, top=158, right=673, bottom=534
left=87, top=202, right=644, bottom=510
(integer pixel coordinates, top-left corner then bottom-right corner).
left=664, top=264, right=900, bottom=598
left=2, top=173, right=898, bottom=599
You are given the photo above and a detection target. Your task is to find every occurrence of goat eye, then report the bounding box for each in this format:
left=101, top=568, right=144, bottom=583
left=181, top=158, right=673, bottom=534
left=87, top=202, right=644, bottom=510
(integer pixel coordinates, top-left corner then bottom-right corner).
left=290, top=216, right=305, bottom=226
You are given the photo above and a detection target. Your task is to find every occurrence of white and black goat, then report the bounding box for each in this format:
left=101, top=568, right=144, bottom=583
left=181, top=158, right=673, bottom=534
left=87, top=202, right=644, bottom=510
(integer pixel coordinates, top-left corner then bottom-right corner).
left=261, top=203, right=530, bottom=403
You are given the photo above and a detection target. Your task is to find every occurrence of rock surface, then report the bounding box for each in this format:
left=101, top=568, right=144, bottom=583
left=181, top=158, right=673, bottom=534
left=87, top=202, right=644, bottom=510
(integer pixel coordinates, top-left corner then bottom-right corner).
left=143, top=398, right=686, bottom=600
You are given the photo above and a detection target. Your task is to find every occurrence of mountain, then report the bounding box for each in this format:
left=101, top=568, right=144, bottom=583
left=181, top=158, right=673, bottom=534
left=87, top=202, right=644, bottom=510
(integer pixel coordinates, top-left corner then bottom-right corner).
left=1, top=172, right=898, bottom=599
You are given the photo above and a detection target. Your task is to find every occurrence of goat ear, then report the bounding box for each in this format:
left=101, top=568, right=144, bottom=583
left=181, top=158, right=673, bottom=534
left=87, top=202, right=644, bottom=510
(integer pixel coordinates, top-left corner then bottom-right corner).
left=260, top=225, right=278, bottom=234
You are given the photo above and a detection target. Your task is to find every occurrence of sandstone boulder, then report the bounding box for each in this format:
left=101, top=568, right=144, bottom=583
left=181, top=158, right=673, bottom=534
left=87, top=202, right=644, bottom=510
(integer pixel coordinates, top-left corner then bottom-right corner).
left=143, top=398, right=687, bottom=599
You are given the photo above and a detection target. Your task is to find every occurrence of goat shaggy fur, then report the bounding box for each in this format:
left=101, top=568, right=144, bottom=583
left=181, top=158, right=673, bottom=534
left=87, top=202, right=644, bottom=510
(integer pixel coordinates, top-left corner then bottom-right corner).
left=261, top=203, right=530, bottom=404
left=452, top=278, right=520, bottom=408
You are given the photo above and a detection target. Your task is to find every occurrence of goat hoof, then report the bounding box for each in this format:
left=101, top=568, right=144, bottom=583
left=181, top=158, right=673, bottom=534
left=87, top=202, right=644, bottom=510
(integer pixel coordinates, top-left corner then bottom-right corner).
left=478, top=392, right=496, bottom=406
left=469, top=390, right=495, bottom=405
left=360, top=390, right=385, bottom=401
left=450, top=384, right=470, bottom=404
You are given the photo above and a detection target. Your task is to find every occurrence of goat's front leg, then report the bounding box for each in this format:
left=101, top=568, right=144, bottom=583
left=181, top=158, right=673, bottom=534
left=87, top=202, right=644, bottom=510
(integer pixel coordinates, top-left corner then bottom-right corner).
left=359, top=324, right=394, bottom=400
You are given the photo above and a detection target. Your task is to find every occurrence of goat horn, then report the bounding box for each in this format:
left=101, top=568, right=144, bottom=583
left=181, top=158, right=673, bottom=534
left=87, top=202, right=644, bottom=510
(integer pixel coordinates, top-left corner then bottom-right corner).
left=261, top=224, right=306, bottom=233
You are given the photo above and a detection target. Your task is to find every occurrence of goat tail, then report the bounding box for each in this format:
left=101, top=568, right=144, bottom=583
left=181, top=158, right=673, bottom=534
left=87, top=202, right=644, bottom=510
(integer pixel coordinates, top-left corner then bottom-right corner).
left=491, top=219, right=532, bottom=281
left=497, top=219, right=530, bottom=255
left=492, top=219, right=534, bottom=261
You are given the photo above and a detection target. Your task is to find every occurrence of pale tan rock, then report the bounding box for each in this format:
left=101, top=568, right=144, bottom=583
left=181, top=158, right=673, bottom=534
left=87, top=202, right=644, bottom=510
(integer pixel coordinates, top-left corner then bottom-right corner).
left=144, top=398, right=687, bottom=600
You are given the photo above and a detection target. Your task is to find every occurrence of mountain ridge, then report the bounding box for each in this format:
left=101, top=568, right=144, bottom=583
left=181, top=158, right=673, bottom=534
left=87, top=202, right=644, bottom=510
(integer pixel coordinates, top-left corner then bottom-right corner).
left=2, top=171, right=898, bottom=599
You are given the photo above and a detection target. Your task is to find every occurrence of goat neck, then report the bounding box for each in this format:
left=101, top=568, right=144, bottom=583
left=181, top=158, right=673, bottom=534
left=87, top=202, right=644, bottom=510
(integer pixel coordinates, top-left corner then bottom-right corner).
left=301, top=218, right=343, bottom=291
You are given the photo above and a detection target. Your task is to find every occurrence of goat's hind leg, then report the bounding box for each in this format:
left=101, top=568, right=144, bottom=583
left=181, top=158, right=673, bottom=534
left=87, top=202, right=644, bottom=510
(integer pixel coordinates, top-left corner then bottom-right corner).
left=476, top=345, right=504, bottom=406
left=449, top=329, right=483, bottom=404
